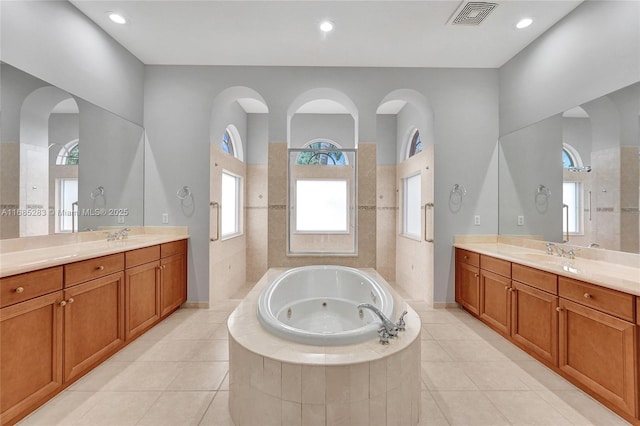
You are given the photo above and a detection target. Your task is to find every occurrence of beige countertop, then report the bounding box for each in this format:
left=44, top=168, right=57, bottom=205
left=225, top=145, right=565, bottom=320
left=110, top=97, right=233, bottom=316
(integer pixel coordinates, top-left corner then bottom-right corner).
left=454, top=241, right=640, bottom=296
left=0, top=228, right=189, bottom=278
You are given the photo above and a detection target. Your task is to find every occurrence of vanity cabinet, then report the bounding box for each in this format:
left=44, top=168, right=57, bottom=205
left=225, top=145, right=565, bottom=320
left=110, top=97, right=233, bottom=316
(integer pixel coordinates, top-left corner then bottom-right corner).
left=159, top=240, right=187, bottom=318
left=0, top=238, right=188, bottom=426
left=478, top=255, right=511, bottom=336
left=455, top=249, right=480, bottom=316
left=0, top=267, right=64, bottom=426
left=509, top=264, right=558, bottom=366
left=125, top=246, right=161, bottom=340
left=558, top=277, right=637, bottom=417
left=455, top=246, right=639, bottom=424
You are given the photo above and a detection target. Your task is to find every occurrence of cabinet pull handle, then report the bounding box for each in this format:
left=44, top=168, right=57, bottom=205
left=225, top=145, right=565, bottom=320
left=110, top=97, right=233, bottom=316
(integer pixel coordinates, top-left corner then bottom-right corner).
left=15, top=286, right=24, bottom=293
left=556, top=307, right=562, bottom=312
left=583, top=293, right=592, bottom=299
left=59, top=300, right=67, bottom=307
left=67, top=298, right=75, bottom=304
left=96, top=265, right=105, bottom=271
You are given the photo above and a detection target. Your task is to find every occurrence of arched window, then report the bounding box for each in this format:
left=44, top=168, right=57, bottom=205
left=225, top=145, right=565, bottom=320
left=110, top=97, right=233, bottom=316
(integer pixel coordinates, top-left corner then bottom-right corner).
left=56, top=140, right=79, bottom=165
left=408, top=129, right=423, bottom=158
left=562, top=148, right=575, bottom=169
left=222, top=129, right=235, bottom=157
left=296, top=140, right=348, bottom=165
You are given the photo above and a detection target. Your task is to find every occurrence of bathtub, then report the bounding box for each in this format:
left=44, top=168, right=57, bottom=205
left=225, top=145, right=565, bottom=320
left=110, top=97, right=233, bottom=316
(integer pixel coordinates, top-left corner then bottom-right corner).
left=257, top=265, right=395, bottom=345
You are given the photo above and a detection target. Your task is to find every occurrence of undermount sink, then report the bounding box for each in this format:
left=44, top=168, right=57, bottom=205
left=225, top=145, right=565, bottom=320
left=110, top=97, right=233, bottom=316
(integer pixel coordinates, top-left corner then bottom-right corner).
left=518, top=252, right=559, bottom=263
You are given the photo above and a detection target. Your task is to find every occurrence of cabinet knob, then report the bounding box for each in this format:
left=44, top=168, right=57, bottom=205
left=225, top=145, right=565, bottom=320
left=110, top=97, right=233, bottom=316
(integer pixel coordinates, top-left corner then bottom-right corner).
left=67, top=298, right=75, bottom=304
left=464, top=255, right=469, bottom=260
left=15, top=286, right=24, bottom=293
left=508, top=288, right=514, bottom=292
left=583, top=293, right=592, bottom=299
left=474, top=273, right=479, bottom=278
left=556, top=307, right=562, bottom=312
left=96, top=265, right=105, bottom=271
left=504, top=286, right=509, bottom=291
left=59, top=300, right=67, bottom=307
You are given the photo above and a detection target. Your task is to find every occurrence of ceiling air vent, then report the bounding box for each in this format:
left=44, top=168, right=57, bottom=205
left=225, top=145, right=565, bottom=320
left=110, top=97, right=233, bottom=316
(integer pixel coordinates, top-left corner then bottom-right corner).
left=449, top=1, right=499, bottom=26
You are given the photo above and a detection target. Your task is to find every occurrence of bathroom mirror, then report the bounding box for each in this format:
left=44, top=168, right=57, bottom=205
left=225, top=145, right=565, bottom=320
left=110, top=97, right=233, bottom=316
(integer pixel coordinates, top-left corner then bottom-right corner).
left=0, top=62, right=145, bottom=239
left=498, top=82, right=640, bottom=253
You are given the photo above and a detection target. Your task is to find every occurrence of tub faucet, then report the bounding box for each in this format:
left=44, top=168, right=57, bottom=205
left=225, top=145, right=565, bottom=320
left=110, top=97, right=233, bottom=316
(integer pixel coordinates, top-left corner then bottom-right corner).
left=358, top=303, right=407, bottom=344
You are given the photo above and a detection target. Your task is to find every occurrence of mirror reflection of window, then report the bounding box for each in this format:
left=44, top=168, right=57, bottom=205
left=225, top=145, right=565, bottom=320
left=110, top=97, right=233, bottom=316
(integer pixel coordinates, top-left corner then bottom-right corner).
left=58, top=178, right=78, bottom=232
left=222, top=129, right=236, bottom=157
left=408, top=129, right=423, bottom=158
left=221, top=171, right=241, bottom=238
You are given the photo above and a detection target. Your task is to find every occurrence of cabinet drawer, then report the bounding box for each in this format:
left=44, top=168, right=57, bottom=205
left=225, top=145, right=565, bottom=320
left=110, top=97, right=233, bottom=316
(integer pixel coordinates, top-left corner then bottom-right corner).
left=512, top=263, right=557, bottom=294
left=637, top=298, right=639, bottom=325
left=480, top=255, right=511, bottom=277
left=125, top=245, right=160, bottom=269
left=64, top=253, right=124, bottom=287
left=161, top=239, right=187, bottom=258
left=559, top=277, right=635, bottom=322
left=0, top=267, right=63, bottom=308
left=455, top=249, right=479, bottom=267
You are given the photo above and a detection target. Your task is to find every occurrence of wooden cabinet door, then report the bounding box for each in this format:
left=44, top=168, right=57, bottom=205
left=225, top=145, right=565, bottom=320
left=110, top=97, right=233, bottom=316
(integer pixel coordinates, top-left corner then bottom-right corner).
left=455, top=261, right=480, bottom=316
left=0, top=292, right=63, bottom=426
left=510, top=281, right=558, bottom=366
left=160, top=253, right=186, bottom=318
left=479, top=270, right=511, bottom=336
left=558, top=298, right=637, bottom=417
left=125, top=261, right=160, bottom=341
left=63, top=273, right=125, bottom=383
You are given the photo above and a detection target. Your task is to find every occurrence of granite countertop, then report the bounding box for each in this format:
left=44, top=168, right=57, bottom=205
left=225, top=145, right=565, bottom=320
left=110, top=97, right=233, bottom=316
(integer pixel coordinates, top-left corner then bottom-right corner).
left=0, top=228, right=189, bottom=278
left=454, top=241, right=640, bottom=296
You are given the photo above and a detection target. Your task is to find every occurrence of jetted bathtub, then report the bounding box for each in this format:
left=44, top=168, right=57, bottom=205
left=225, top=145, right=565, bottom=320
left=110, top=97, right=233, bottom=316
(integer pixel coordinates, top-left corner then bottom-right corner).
left=257, top=265, right=395, bottom=345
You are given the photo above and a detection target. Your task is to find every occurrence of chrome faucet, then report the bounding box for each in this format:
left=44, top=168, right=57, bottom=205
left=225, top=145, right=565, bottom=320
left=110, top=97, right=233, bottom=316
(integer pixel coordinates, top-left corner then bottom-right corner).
left=107, top=228, right=130, bottom=241
left=358, top=303, right=408, bottom=344
left=588, top=243, right=600, bottom=248
left=545, top=243, right=555, bottom=255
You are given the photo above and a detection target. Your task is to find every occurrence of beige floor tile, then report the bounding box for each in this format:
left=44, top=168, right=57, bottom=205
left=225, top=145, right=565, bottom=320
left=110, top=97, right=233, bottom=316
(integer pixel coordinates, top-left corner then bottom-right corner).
left=421, top=362, right=478, bottom=391
left=420, top=340, right=454, bottom=362
left=106, top=338, right=160, bottom=362
left=514, top=360, right=577, bottom=391
left=136, top=391, right=215, bottom=426
left=74, top=391, right=161, bottom=426
left=462, top=361, right=531, bottom=391
left=199, top=391, right=234, bottom=426
left=101, top=361, right=182, bottom=391
left=188, top=339, right=229, bottom=361
left=423, top=323, right=480, bottom=340
left=431, top=390, right=510, bottom=426
left=18, top=391, right=97, bottom=426
left=535, top=390, right=631, bottom=426
left=438, top=339, right=510, bottom=362
left=167, top=361, right=228, bottom=391
left=219, top=372, right=229, bottom=391
left=417, top=390, right=450, bottom=426
left=67, top=361, right=131, bottom=391
left=164, top=321, right=222, bottom=340
left=137, top=339, right=201, bottom=361
left=485, top=390, right=573, bottom=425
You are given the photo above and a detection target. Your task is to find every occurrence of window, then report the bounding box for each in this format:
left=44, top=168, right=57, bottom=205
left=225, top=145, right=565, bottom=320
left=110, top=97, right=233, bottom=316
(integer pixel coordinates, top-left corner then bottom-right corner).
left=221, top=171, right=241, bottom=238
left=403, top=173, right=421, bottom=238
left=295, top=180, right=348, bottom=232
left=56, top=140, right=79, bottom=165
left=563, top=181, right=581, bottom=234
left=408, top=130, right=423, bottom=158
left=562, top=148, right=575, bottom=169
left=222, top=129, right=235, bottom=157
left=58, top=178, right=78, bottom=232
left=296, top=141, right=347, bottom=165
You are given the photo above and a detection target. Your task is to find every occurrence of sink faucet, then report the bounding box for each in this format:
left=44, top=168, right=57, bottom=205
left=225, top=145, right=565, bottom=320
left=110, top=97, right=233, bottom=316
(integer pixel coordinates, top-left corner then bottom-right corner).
left=357, top=303, right=408, bottom=344
left=545, top=243, right=555, bottom=255
left=107, top=228, right=130, bottom=241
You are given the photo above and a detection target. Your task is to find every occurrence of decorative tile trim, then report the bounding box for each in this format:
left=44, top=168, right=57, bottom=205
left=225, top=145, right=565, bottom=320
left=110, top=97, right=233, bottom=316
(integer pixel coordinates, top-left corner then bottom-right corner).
left=596, top=207, right=615, bottom=212
left=621, top=207, right=639, bottom=213
left=268, top=205, right=287, bottom=210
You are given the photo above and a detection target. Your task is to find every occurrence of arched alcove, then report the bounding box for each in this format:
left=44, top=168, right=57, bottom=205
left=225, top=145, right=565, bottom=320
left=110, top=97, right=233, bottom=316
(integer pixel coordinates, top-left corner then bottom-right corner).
left=287, top=88, right=358, bottom=148
left=19, top=86, right=78, bottom=237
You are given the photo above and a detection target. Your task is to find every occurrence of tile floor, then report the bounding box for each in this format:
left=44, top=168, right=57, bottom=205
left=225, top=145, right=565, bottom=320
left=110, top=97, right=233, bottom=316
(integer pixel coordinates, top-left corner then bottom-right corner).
left=19, top=299, right=630, bottom=426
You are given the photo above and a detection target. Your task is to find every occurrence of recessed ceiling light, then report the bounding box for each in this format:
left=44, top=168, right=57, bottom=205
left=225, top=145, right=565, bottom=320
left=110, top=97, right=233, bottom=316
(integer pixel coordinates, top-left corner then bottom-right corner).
left=108, top=13, right=127, bottom=24
left=516, top=18, right=533, bottom=29
left=320, top=21, right=334, bottom=32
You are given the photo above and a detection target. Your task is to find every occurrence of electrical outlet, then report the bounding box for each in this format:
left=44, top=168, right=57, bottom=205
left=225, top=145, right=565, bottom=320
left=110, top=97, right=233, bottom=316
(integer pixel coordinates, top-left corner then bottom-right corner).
left=117, top=215, right=125, bottom=224
left=517, top=215, right=524, bottom=226
left=474, top=215, right=480, bottom=226
left=162, top=213, right=169, bottom=224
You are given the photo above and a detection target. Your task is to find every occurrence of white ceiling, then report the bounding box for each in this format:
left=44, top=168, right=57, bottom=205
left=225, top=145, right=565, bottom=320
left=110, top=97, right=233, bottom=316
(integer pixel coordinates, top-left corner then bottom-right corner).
left=69, top=0, right=583, bottom=68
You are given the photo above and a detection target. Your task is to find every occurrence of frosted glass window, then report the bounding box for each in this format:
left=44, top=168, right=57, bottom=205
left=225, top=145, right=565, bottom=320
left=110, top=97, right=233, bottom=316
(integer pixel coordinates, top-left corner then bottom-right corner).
left=403, top=174, right=421, bottom=237
left=296, top=180, right=348, bottom=232
left=563, top=181, right=581, bottom=234
left=59, top=178, right=78, bottom=232
left=221, top=171, right=241, bottom=237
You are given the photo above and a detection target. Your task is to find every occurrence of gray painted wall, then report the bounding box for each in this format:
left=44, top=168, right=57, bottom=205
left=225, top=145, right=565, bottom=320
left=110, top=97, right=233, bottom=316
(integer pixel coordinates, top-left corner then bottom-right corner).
left=1, top=0, right=144, bottom=125
left=143, top=66, right=500, bottom=304
left=290, top=114, right=355, bottom=149
left=499, top=0, right=640, bottom=136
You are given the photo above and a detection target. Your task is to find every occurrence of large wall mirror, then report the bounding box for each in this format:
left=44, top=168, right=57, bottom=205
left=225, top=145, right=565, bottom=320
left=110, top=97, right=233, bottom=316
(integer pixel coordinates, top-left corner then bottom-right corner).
left=499, top=82, right=640, bottom=253
left=0, top=62, right=145, bottom=239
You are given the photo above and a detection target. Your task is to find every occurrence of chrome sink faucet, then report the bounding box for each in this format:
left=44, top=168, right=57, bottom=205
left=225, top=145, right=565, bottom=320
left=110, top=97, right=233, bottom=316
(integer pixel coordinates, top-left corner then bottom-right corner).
left=545, top=243, right=555, bottom=255
left=107, top=228, right=130, bottom=241
left=358, top=303, right=408, bottom=344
